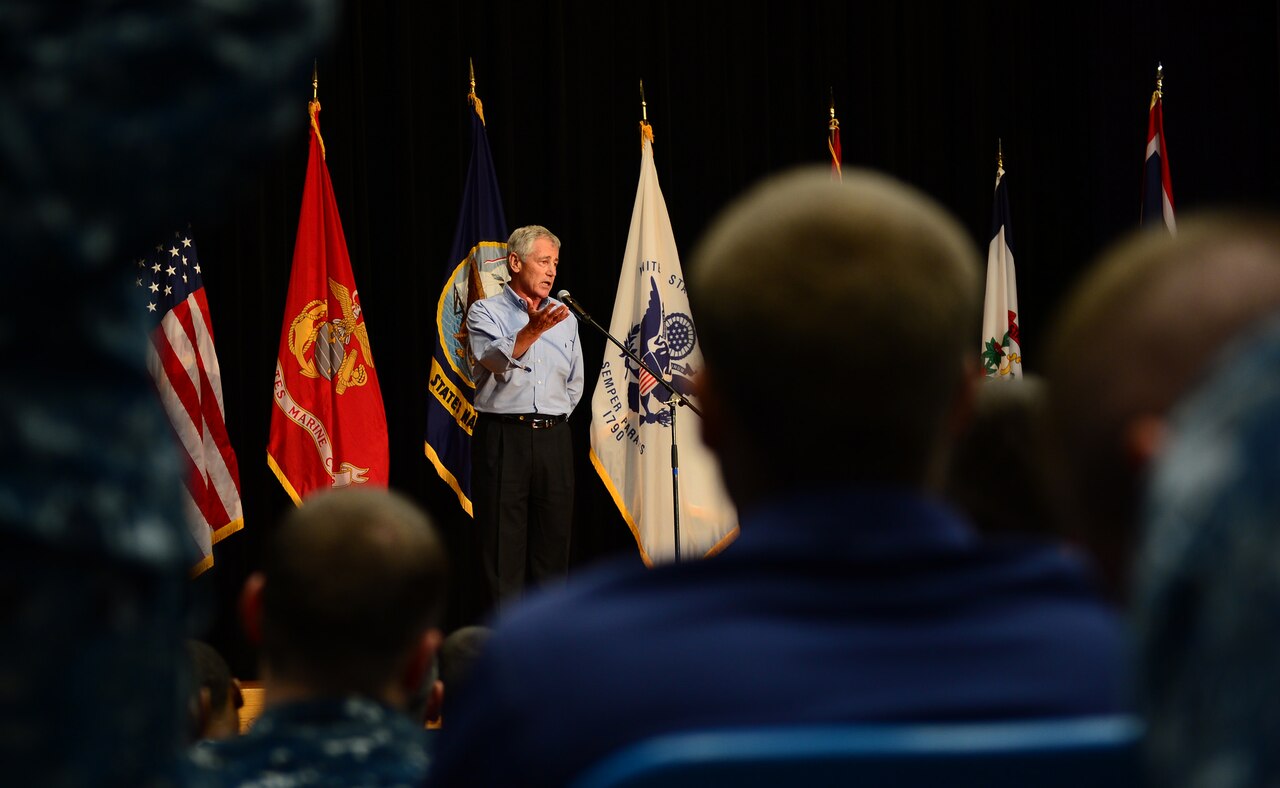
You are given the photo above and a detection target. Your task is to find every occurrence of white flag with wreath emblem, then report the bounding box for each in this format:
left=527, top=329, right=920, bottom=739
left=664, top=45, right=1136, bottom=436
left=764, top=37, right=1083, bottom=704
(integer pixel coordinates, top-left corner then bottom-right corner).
left=589, top=122, right=737, bottom=565
left=981, top=152, right=1023, bottom=379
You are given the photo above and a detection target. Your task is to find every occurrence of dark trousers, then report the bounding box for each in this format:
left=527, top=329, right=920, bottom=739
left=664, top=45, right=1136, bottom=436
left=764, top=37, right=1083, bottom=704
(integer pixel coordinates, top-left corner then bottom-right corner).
left=472, top=414, right=574, bottom=606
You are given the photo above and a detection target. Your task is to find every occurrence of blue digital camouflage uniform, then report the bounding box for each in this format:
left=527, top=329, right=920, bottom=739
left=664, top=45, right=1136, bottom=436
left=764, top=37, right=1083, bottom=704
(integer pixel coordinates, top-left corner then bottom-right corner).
left=189, top=696, right=432, bottom=787
left=0, top=2, right=335, bottom=785
left=1136, top=314, right=1280, bottom=788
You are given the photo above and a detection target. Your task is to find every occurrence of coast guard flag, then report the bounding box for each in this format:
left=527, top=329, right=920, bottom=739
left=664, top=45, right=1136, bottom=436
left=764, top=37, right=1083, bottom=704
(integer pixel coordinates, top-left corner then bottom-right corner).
left=424, top=87, right=509, bottom=516
left=268, top=98, right=388, bottom=503
left=1141, top=68, right=1176, bottom=233
left=589, top=122, right=737, bottom=565
left=136, top=230, right=243, bottom=575
left=981, top=156, right=1022, bottom=379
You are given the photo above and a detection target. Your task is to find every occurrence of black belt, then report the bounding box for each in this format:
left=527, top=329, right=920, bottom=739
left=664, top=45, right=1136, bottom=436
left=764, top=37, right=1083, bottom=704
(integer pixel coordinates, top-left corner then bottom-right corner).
left=479, top=412, right=568, bottom=429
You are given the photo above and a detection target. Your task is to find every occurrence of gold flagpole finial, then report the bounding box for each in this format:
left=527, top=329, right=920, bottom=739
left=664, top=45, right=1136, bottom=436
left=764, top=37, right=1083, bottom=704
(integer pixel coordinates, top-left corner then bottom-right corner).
left=996, top=138, right=1005, bottom=183
left=639, top=80, right=653, bottom=144
left=828, top=87, right=839, bottom=130
left=467, top=57, right=486, bottom=125
left=308, top=60, right=325, bottom=159
left=1150, top=62, right=1164, bottom=109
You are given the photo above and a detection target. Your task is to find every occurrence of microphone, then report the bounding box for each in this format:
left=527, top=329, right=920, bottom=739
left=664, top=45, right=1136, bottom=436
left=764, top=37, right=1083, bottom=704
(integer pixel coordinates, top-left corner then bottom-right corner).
left=555, top=289, right=593, bottom=321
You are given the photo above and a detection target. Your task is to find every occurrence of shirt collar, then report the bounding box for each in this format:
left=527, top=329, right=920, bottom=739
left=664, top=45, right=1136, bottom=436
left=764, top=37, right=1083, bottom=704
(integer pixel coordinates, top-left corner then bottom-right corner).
left=500, top=283, right=528, bottom=309
left=501, top=283, right=562, bottom=311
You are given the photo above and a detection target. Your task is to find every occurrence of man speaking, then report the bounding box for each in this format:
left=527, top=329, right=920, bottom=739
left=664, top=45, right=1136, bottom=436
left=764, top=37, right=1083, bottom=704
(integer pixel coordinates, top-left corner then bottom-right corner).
left=466, top=225, right=583, bottom=607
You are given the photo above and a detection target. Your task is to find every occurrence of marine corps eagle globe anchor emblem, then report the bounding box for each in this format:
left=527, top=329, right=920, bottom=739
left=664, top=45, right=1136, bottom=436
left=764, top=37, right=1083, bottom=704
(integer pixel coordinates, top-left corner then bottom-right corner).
left=288, top=278, right=376, bottom=394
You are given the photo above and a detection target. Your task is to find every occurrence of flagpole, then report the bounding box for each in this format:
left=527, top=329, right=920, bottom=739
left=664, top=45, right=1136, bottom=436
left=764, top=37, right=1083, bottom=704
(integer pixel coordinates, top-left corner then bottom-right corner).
left=636, top=81, right=684, bottom=559
left=829, top=88, right=842, bottom=180
left=638, top=85, right=683, bottom=562
left=563, top=291, right=702, bottom=419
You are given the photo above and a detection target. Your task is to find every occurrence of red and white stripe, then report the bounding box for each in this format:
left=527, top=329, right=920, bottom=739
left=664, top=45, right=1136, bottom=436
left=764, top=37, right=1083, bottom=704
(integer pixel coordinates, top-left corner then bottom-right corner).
left=146, top=288, right=243, bottom=574
left=1147, top=100, right=1176, bottom=232
left=638, top=367, right=658, bottom=396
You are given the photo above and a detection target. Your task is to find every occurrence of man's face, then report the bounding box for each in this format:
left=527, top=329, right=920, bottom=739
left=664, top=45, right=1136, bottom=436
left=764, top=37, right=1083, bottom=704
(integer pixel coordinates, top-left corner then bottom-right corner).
left=509, top=237, right=559, bottom=303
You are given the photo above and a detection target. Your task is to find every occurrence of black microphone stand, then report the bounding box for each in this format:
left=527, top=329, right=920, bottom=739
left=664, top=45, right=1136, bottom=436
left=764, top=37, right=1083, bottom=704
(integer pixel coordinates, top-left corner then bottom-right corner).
left=558, top=291, right=699, bottom=561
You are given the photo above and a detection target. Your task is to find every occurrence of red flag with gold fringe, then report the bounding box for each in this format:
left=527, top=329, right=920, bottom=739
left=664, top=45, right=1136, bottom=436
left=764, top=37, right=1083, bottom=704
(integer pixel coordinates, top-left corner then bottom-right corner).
left=267, top=97, right=388, bottom=503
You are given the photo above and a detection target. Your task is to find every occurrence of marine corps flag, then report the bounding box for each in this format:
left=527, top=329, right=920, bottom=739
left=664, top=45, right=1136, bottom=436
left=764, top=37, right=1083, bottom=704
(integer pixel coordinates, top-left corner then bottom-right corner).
left=981, top=145, right=1023, bottom=379
left=1141, top=63, right=1176, bottom=233
left=589, top=120, right=737, bottom=565
left=268, top=96, right=388, bottom=503
left=424, top=72, right=509, bottom=515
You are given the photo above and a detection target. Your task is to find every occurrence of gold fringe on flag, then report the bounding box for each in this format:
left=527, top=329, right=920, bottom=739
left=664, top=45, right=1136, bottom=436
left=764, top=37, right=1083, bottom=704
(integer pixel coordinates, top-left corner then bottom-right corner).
left=469, top=57, right=486, bottom=125
left=308, top=99, right=326, bottom=160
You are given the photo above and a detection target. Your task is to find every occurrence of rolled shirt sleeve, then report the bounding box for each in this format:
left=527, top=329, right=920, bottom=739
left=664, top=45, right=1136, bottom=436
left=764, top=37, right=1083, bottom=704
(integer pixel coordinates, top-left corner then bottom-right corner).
left=466, top=286, right=583, bottom=417
left=467, top=298, right=529, bottom=375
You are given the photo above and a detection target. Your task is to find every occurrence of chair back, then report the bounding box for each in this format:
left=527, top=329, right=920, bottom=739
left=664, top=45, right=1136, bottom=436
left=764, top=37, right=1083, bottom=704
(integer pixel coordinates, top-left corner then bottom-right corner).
left=571, top=716, right=1143, bottom=788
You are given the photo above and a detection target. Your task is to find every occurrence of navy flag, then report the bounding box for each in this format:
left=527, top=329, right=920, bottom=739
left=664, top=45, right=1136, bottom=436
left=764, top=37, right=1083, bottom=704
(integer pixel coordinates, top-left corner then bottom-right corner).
left=424, top=78, right=510, bottom=515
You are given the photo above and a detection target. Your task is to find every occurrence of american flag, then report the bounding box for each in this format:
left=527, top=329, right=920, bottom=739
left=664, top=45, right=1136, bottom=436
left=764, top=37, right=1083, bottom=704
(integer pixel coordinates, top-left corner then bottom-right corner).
left=134, top=230, right=243, bottom=575
left=638, top=367, right=658, bottom=396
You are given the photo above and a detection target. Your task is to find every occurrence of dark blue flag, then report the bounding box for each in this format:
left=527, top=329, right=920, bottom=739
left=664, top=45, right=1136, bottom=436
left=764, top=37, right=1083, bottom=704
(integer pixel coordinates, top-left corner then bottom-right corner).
left=424, top=90, right=509, bottom=515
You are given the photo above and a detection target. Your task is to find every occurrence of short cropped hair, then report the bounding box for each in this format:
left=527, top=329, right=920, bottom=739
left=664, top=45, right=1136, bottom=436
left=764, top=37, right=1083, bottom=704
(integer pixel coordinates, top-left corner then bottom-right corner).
left=690, top=167, right=981, bottom=486
left=1044, top=214, right=1280, bottom=542
left=259, top=488, right=448, bottom=697
left=508, top=225, right=561, bottom=260
left=186, top=640, right=238, bottom=737
left=439, top=625, right=493, bottom=694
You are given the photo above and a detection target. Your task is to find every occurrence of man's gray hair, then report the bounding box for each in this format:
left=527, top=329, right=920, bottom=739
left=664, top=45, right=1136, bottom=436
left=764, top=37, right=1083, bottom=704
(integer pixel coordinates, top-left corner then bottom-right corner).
left=508, top=225, right=561, bottom=259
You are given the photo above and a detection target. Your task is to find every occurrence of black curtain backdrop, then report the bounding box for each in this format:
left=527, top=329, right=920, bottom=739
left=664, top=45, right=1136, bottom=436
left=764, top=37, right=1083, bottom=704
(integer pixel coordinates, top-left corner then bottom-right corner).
left=190, top=0, right=1280, bottom=676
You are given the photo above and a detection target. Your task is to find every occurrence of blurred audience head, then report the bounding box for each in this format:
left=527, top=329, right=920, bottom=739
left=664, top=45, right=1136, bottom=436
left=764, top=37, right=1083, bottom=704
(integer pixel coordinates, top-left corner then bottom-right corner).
left=1135, top=314, right=1280, bottom=788
left=946, top=375, right=1059, bottom=540
left=241, top=488, right=448, bottom=710
left=690, top=167, right=982, bottom=510
left=186, top=640, right=243, bottom=741
left=1043, top=213, right=1280, bottom=601
left=440, top=626, right=493, bottom=699
left=422, top=625, right=494, bottom=727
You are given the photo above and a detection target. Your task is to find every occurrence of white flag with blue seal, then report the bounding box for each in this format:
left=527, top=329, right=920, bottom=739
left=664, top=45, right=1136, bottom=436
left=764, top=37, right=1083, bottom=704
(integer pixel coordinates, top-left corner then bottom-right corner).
left=589, top=122, right=737, bottom=565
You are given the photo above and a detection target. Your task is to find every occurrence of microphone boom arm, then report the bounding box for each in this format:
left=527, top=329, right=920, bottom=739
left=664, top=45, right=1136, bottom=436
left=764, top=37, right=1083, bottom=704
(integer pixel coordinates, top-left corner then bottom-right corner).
left=557, top=290, right=703, bottom=419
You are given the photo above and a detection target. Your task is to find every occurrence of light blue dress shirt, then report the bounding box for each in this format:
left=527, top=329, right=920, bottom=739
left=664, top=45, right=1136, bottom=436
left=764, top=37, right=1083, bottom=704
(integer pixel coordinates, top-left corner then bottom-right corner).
left=466, top=285, right=584, bottom=416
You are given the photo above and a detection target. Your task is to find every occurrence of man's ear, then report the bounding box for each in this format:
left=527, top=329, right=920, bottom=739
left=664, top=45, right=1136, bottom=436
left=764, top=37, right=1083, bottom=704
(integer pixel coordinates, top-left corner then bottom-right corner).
left=401, top=628, right=444, bottom=701
left=1123, top=414, right=1167, bottom=474
left=193, top=686, right=213, bottom=739
left=693, top=366, right=723, bottom=454
left=947, top=359, right=983, bottom=438
left=239, top=572, right=266, bottom=647
left=425, top=679, right=444, bottom=726
left=508, top=251, right=521, bottom=273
